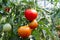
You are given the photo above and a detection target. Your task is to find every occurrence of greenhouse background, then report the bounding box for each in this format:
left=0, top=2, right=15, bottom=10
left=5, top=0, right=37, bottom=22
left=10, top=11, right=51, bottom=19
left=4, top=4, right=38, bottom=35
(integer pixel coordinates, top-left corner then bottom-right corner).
left=0, top=0, right=60, bottom=40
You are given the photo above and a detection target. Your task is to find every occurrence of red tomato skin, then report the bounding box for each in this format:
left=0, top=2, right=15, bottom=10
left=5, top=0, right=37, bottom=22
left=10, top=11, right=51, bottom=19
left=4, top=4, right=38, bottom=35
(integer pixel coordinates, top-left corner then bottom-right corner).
left=24, top=9, right=38, bottom=21
left=5, top=7, right=10, bottom=12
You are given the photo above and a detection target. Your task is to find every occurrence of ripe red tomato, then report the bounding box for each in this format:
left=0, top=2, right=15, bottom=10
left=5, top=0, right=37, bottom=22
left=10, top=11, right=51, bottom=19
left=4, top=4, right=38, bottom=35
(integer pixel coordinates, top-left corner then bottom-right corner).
left=29, top=20, right=38, bottom=29
left=24, top=9, right=38, bottom=21
left=18, top=26, right=31, bottom=38
left=5, top=7, right=10, bottom=12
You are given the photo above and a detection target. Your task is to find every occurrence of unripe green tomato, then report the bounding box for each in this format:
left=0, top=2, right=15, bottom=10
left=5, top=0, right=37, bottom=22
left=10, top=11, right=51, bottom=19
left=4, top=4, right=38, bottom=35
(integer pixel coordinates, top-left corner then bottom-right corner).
left=3, top=23, right=12, bottom=32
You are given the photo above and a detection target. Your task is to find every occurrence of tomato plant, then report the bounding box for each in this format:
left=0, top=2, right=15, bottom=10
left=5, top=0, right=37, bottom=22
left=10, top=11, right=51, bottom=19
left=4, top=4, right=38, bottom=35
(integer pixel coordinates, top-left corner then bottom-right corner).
left=0, top=0, right=60, bottom=40
left=18, top=26, right=31, bottom=38
left=24, top=9, right=38, bottom=21
left=29, top=20, right=38, bottom=29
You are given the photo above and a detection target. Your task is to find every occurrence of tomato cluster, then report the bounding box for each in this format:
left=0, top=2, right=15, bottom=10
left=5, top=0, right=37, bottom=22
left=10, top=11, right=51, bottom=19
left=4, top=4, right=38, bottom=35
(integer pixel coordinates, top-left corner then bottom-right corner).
left=17, top=9, right=38, bottom=38
left=2, top=8, right=38, bottom=38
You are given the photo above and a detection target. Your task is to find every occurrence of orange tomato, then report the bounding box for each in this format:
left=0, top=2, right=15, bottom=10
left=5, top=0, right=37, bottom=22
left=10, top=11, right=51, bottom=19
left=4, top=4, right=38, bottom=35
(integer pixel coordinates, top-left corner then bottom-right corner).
left=29, top=20, right=38, bottom=29
left=18, top=26, right=31, bottom=38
